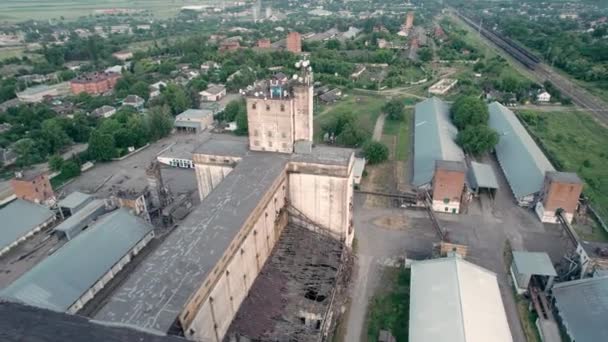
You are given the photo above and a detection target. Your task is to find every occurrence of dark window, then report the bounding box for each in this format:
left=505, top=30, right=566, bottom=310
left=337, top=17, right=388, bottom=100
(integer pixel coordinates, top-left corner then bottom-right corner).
left=266, top=104, right=270, bottom=111
left=280, top=104, right=285, bottom=111
left=252, top=103, right=256, bottom=109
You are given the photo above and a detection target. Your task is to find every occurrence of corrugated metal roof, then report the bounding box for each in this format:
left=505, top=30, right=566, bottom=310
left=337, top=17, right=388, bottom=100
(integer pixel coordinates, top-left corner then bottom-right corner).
left=57, top=192, right=93, bottom=210
left=0, top=208, right=153, bottom=312
left=488, top=102, right=555, bottom=200
left=469, top=161, right=499, bottom=190
left=412, top=97, right=464, bottom=187
left=409, top=257, right=513, bottom=342
left=53, top=199, right=107, bottom=240
left=0, top=199, right=55, bottom=252
left=512, top=251, right=557, bottom=276
left=176, top=109, right=213, bottom=120
left=553, top=276, right=608, bottom=342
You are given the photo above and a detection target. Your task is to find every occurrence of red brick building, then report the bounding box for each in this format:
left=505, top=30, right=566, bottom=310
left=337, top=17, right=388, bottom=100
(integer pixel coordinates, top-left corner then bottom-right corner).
left=535, top=172, right=583, bottom=224
left=431, top=160, right=466, bottom=214
left=10, top=171, right=55, bottom=204
left=219, top=40, right=240, bottom=53
left=257, top=38, right=271, bottom=49
left=286, top=32, right=302, bottom=54
left=70, top=72, right=121, bottom=95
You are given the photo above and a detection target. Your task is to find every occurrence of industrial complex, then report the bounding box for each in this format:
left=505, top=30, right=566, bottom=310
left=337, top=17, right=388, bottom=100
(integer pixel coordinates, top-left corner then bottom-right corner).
left=0, top=58, right=605, bottom=342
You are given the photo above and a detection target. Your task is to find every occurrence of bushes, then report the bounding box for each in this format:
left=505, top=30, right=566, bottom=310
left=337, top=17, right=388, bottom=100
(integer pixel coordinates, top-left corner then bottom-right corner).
left=456, top=125, right=499, bottom=156
left=452, top=96, right=499, bottom=156
left=451, top=96, right=489, bottom=130
left=382, top=98, right=405, bottom=121
left=363, top=141, right=389, bottom=164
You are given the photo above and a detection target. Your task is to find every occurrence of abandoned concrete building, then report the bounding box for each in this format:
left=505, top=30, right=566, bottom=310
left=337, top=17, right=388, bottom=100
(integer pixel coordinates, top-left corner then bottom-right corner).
left=488, top=102, right=583, bottom=223
left=93, top=63, right=355, bottom=342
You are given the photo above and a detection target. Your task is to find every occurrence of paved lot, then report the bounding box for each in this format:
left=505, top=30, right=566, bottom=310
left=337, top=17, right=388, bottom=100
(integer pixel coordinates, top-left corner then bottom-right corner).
left=62, top=134, right=202, bottom=199
left=344, top=154, right=572, bottom=342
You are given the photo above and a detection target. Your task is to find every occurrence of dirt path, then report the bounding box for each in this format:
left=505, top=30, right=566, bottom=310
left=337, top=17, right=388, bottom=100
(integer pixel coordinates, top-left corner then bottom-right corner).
left=372, top=113, right=386, bottom=141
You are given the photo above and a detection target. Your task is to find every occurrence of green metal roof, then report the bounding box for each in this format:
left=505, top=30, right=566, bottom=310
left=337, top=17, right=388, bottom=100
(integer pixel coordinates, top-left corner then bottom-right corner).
left=488, top=102, right=555, bottom=199
left=0, top=199, right=55, bottom=252
left=412, top=97, right=464, bottom=187
left=468, top=161, right=499, bottom=190
left=553, top=276, right=608, bottom=342
left=512, top=251, right=557, bottom=276
left=0, top=208, right=153, bottom=312
left=57, top=192, right=93, bottom=210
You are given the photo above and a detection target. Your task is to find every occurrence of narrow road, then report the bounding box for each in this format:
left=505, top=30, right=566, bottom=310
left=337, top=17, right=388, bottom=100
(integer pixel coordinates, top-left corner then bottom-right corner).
left=372, top=113, right=386, bottom=142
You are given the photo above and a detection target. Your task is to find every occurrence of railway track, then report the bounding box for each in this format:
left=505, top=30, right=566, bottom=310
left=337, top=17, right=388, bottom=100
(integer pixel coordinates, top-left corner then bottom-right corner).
left=456, top=11, right=608, bottom=124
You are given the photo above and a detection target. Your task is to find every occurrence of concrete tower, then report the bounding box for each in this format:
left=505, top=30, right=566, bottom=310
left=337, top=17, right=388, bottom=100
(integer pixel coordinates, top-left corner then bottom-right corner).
left=292, top=61, right=314, bottom=144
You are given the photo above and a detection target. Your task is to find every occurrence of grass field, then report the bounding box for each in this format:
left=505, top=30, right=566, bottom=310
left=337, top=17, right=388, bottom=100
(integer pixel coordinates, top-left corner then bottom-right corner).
left=0, top=0, right=201, bottom=22
left=382, top=108, right=412, bottom=162
left=313, top=94, right=386, bottom=143
left=518, top=109, right=608, bottom=220
left=366, top=267, right=410, bottom=342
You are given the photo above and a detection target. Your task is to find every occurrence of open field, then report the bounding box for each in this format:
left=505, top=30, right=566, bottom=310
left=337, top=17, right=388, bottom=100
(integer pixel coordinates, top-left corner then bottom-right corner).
left=313, top=94, right=386, bottom=143
left=365, top=267, right=410, bottom=342
left=0, top=0, right=203, bottom=22
left=382, top=108, right=412, bottom=162
left=518, top=109, right=608, bottom=219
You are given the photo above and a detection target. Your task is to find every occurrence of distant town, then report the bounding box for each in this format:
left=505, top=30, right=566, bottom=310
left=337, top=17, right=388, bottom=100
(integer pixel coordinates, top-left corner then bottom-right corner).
left=1, top=1, right=608, bottom=342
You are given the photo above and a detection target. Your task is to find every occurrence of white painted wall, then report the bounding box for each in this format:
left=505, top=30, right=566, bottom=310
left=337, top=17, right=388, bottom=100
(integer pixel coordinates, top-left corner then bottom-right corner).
left=194, top=164, right=233, bottom=201
left=432, top=200, right=460, bottom=214
left=187, top=179, right=288, bottom=342
left=288, top=173, right=351, bottom=243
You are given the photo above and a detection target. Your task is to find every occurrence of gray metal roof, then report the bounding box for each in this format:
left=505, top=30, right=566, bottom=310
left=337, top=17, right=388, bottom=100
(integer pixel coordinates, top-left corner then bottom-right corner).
left=53, top=199, right=107, bottom=240
left=512, top=251, right=557, bottom=276
left=413, top=97, right=464, bottom=187
left=174, top=120, right=202, bottom=128
left=488, top=102, right=555, bottom=199
left=436, top=160, right=466, bottom=173
left=57, top=191, right=93, bottom=210
left=0, top=302, right=187, bottom=342
left=0, top=199, right=55, bottom=252
left=176, top=109, right=213, bottom=120
left=546, top=171, right=582, bottom=184
left=409, top=257, right=513, bottom=342
left=468, top=161, right=499, bottom=190
left=553, top=276, right=608, bottom=342
left=94, top=152, right=290, bottom=332
left=0, top=208, right=154, bottom=312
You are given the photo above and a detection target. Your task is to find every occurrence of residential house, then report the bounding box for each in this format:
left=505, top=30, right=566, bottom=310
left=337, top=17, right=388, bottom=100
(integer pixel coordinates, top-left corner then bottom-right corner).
left=91, top=105, right=117, bottom=118
left=199, top=84, right=226, bottom=102
left=122, top=95, right=145, bottom=112
left=149, top=81, right=167, bottom=99
left=537, top=91, right=551, bottom=103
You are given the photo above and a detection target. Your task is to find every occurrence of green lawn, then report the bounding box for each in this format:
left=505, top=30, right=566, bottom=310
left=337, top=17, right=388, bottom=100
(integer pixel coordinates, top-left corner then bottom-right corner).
left=518, top=109, right=608, bottom=220
left=515, top=294, right=542, bottom=342
left=366, top=267, right=410, bottom=342
left=382, top=108, right=412, bottom=162
left=574, top=221, right=608, bottom=243
left=313, top=94, right=386, bottom=143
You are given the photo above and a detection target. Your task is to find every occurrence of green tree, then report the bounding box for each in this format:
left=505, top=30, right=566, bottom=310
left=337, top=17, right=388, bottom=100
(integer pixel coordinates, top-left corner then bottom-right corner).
left=88, top=131, right=116, bottom=161
left=147, top=106, right=173, bottom=141
left=14, top=138, right=43, bottom=166
left=40, top=118, right=71, bottom=154
left=336, top=123, right=367, bottom=147
left=60, top=160, right=81, bottom=179
left=418, top=47, right=433, bottom=62
left=326, top=39, right=341, bottom=50
left=456, top=125, right=499, bottom=156
left=59, top=70, right=76, bottom=81
left=383, top=98, right=405, bottom=121
left=222, top=99, right=246, bottom=122
left=49, top=154, right=64, bottom=172
left=451, top=96, right=489, bottom=130
left=362, top=140, right=389, bottom=164
left=130, top=81, right=151, bottom=100
left=162, top=84, right=190, bottom=115
left=235, top=108, right=248, bottom=136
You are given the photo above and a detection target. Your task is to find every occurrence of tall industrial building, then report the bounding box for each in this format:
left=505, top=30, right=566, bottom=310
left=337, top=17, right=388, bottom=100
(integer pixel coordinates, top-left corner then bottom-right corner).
left=93, top=61, right=355, bottom=342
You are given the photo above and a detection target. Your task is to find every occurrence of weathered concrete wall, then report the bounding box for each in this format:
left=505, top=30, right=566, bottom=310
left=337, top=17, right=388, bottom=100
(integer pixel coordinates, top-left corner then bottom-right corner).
left=194, top=164, right=233, bottom=201
left=246, top=97, right=294, bottom=153
left=185, top=176, right=289, bottom=342
left=288, top=172, right=353, bottom=246
left=292, top=84, right=313, bottom=143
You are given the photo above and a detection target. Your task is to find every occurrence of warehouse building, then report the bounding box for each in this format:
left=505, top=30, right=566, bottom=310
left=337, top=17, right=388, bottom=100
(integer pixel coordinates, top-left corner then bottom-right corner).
left=409, top=256, right=513, bottom=342
left=553, top=275, right=608, bottom=342
left=488, top=102, right=555, bottom=206
left=412, top=97, right=464, bottom=188
left=0, top=208, right=154, bottom=314
left=57, top=191, right=94, bottom=219
left=0, top=199, right=56, bottom=257
left=174, top=109, right=214, bottom=134
left=467, top=161, right=499, bottom=196
left=54, top=199, right=108, bottom=240
left=489, top=102, right=583, bottom=223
